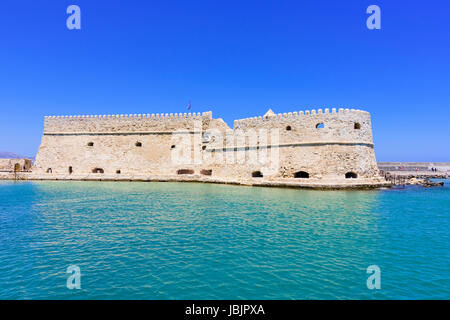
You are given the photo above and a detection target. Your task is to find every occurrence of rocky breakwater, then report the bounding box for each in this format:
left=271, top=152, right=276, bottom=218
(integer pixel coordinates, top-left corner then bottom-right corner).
left=406, top=177, right=444, bottom=187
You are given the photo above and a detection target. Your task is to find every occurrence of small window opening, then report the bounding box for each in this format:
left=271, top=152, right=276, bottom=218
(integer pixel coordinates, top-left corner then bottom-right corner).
left=177, top=169, right=194, bottom=175
left=87, top=142, right=94, bottom=146
left=354, top=122, right=361, bottom=130
left=316, top=123, right=324, bottom=129
left=171, top=145, right=176, bottom=149
left=252, top=171, right=263, bottom=178
left=286, top=126, right=292, bottom=131
left=345, top=172, right=358, bottom=179
left=46, top=168, right=52, bottom=173
left=294, top=171, right=309, bottom=178
left=68, top=166, right=73, bottom=174
left=201, top=169, right=212, bottom=176
left=92, top=168, right=104, bottom=174
left=135, top=142, right=142, bottom=147
left=202, top=145, right=206, bottom=150
left=116, top=170, right=121, bottom=174
left=202, top=132, right=211, bottom=143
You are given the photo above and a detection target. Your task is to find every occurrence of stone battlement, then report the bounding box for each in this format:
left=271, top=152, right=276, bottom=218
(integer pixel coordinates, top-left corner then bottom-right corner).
left=44, top=111, right=212, bottom=119
left=234, top=108, right=368, bottom=128
left=44, top=111, right=213, bottom=133
left=231, top=107, right=373, bottom=146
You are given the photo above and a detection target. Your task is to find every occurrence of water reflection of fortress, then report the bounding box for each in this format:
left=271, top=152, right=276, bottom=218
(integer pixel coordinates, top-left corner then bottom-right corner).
left=30, top=108, right=388, bottom=188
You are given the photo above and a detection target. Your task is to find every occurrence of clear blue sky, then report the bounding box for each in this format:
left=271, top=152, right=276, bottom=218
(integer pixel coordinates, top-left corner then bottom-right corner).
left=0, top=0, right=449, bottom=161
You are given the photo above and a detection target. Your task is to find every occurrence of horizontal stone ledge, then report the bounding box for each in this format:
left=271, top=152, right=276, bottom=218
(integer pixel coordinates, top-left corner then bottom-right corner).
left=40, top=132, right=374, bottom=148
left=206, top=141, right=374, bottom=151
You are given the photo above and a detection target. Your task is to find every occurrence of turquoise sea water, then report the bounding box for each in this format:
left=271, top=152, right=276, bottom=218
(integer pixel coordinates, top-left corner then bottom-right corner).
left=0, top=181, right=448, bottom=299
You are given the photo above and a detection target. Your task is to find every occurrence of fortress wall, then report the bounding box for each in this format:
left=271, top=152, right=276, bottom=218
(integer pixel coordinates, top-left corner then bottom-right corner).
left=35, top=111, right=220, bottom=175
left=34, top=134, right=186, bottom=175
left=196, top=143, right=378, bottom=180
left=34, top=111, right=224, bottom=175
left=277, top=144, right=379, bottom=179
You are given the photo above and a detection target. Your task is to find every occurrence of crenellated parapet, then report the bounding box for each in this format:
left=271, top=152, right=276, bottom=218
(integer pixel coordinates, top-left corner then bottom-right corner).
left=44, top=111, right=213, bottom=133
left=233, top=108, right=368, bottom=128
left=232, top=108, right=373, bottom=145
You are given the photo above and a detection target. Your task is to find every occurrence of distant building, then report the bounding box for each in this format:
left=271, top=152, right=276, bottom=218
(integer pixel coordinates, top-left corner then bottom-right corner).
left=0, top=158, right=32, bottom=172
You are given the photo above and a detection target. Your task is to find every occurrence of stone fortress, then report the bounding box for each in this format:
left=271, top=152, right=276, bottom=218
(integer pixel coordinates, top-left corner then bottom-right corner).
left=24, top=107, right=389, bottom=189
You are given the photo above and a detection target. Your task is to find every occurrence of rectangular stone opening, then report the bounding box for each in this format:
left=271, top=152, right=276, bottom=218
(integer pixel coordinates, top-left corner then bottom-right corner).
left=177, top=169, right=194, bottom=175
left=200, top=169, right=212, bottom=176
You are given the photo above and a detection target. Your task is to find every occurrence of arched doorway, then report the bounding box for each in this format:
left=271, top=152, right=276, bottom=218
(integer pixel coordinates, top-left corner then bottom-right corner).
left=345, top=172, right=358, bottom=179
left=14, top=163, right=21, bottom=172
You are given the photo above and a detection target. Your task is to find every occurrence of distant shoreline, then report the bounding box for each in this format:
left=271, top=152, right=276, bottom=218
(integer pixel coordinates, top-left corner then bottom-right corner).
left=378, top=161, right=450, bottom=174
left=377, top=161, right=450, bottom=166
